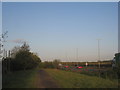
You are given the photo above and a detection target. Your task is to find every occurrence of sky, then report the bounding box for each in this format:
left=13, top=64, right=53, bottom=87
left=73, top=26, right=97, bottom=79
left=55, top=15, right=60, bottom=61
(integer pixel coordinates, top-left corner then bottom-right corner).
left=1, top=0, right=120, bottom=2
left=2, top=2, right=118, bottom=62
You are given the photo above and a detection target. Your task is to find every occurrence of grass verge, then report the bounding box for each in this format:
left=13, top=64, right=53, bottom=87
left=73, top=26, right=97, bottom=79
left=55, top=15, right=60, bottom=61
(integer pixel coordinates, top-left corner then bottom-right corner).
left=3, top=68, right=39, bottom=88
left=45, top=69, right=118, bottom=88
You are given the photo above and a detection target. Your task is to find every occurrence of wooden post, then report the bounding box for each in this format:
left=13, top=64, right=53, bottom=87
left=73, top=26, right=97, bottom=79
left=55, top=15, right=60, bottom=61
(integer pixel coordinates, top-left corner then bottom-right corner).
left=5, top=50, right=7, bottom=58
left=8, top=50, right=11, bottom=72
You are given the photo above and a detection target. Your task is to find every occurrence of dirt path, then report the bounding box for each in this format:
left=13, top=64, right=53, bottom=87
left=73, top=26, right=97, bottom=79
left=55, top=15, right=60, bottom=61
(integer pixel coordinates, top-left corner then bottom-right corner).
left=34, top=69, right=60, bottom=88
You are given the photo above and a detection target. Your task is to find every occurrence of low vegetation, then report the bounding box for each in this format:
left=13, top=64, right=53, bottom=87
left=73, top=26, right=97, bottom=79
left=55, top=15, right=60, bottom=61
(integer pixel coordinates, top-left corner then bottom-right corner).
left=2, top=67, right=119, bottom=88
left=3, top=68, right=38, bottom=88
left=39, top=59, right=60, bottom=69
left=45, top=69, right=118, bottom=88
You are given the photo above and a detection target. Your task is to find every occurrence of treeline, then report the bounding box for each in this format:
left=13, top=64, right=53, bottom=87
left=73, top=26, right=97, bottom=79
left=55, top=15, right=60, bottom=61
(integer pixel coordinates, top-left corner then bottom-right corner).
left=38, top=60, right=112, bottom=69
left=39, top=59, right=61, bottom=69
left=59, top=61, right=112, bottom=67
left=2, top=42, right=41, bottom=73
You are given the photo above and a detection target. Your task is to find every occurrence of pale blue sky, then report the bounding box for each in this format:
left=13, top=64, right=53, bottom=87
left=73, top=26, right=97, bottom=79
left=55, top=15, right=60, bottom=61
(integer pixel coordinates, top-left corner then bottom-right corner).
left=3, top=2, right=118, bottom=62
left=2, top=0, right=120, bottom=2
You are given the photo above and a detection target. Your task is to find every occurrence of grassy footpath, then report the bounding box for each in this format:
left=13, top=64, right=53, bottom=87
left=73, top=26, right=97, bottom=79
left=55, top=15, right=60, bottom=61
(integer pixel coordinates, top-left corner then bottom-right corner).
left=45, top=69, right=118, bottom=88
left=3, top=68, right=39, bottom=88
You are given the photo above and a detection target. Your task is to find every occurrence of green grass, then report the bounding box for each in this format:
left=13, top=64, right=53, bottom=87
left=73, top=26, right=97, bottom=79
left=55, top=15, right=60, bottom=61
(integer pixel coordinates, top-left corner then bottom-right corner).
left=3, top=68, right=38, bottom=88
left=45, top=69, right=118, bottom=88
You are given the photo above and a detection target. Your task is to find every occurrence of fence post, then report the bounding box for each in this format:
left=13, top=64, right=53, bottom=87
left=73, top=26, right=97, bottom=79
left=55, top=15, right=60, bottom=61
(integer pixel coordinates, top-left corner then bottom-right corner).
left=8, top=50, right=11, bottom=72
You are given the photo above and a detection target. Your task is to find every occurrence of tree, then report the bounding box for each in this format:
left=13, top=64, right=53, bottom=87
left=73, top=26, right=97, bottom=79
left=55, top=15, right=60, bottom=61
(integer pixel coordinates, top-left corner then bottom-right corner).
left=42, top=61, right=54, bottom=68
left=13, top=50, right=41, bottom=70
left=53, top=59, right=61, bottom=69
left=11, top=42, right=30, bottom=58
left=11, top=46, right=21, bottom=58
left=9, top=43, right=41, bottom=71
left=20, top=42, right=30, bottom=52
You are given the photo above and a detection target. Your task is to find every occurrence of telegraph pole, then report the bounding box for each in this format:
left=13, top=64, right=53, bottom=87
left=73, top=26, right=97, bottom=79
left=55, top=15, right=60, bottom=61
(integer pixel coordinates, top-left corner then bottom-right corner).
left=76, top=48, right=78, bottom=66
left=97, top=39, right=101, bottom=69
left=97, top=39, right=101, bottom=78
left=66, top=52, right=67, bottom=65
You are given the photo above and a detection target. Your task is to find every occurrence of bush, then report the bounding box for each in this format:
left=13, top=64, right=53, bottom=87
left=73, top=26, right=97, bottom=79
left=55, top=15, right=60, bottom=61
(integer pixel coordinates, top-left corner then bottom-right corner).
left=12, top=51, right=41, bottom=71
left=39, top=59, right=61, bottom=69
left=3, top=43, right=41, bottom=72
left=42, top=61, right=55, bottom=68
left=2, top=57, right=12, bottom=73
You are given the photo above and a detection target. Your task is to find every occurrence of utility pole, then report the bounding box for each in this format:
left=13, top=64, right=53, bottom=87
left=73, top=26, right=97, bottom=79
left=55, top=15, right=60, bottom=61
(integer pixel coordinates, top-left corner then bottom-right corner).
left=66, top=52, right=67, bottom=65
left=97, top=39, right=101, bottom=78
left=76, top=48, right=78, bottom=66
left=5, top=50, right=7, bottom=58
left=8, top=50, right=11, bottom=57
left=97, top=39, right=101, bottom=69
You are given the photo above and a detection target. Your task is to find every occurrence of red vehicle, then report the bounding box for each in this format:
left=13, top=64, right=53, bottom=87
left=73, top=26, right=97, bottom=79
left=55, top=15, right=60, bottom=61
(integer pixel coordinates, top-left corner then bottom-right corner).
left=64, top=66, right=69, bottom=68
left=77, top=66, right=83, bottom=69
